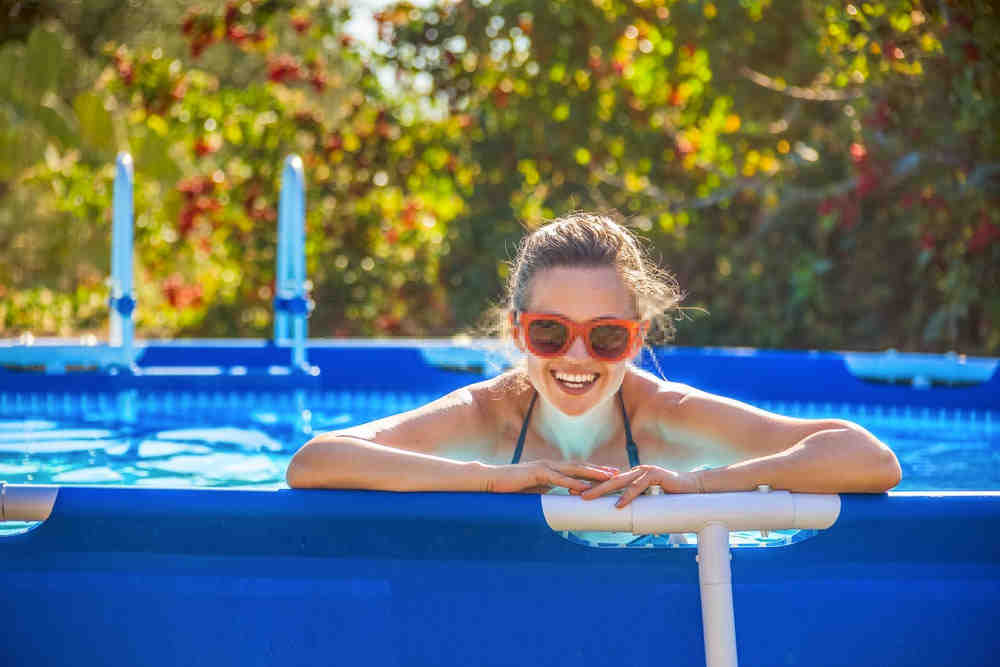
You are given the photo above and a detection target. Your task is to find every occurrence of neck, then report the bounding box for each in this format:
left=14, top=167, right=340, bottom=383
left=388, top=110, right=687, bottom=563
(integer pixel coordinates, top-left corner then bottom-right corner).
left=534, top=390, right=619, bottom=460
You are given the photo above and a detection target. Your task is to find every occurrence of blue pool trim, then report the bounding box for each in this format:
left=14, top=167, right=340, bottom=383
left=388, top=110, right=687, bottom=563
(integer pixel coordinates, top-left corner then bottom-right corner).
left=1, top=341, right=996, bottom=409
left=2, top=487, right=998, bottom=667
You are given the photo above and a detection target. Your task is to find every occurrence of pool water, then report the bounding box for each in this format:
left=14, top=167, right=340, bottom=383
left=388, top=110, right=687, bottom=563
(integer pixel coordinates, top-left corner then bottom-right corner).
left=1, top=390, right=996, bottom=491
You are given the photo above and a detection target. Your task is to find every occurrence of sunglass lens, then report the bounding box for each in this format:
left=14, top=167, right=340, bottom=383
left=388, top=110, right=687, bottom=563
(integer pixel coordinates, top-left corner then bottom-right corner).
left=589, top=324, right=630, bottom=359
left=527, top=319, right=569, bottom=355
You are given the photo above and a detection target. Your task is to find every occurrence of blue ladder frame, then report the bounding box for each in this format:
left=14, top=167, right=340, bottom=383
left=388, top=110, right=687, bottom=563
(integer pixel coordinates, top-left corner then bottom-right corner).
left=0, top=153, right=317, bottom=378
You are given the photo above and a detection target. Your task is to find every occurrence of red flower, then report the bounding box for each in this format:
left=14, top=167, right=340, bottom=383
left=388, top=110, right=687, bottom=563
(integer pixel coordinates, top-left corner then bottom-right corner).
left=967, top=221, right=1000, bottom=254
left=193, top=136, right=221, bottom=157
left=162, top=275, right=203, bottom=309
left=181, top=15, right=196, bottom=36
left=193, top=196, right=220, bottom=213
left=226, top=25, right=249, bottom=44
left=291, top=16, right=311, bottom=34
left=171, top=79, right=188, bottom=100
left=224, top=1, right=239, bottom=26
left=675, top=136, right=695, bottom=156
left=268, top=54, right=303, bottom=84
left=177, top=176, right=213, bottom=198
left=324, top=133, right=343, bottom=152
left=310, top=71, right=327, bottom=93
left=856, top=169, right=878, bottom=197
left=849, top=143, right=867, bottom=164
left=178, top=206, right=197, bottom=236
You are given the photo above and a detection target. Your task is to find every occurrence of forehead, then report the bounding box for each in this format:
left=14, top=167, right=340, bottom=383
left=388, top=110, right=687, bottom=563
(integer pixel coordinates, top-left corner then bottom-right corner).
left=526, top=266, right=634, bottom=319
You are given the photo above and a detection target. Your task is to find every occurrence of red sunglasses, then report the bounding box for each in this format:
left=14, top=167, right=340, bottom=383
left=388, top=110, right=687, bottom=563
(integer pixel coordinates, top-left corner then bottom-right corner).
left=510, top=311, right=648, bottom=362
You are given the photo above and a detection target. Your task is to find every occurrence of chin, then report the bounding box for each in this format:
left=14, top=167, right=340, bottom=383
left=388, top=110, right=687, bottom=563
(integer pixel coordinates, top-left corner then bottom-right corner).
left=543, top=376, right=611, bottom=416
left=552, top=399, right=593, bottom=416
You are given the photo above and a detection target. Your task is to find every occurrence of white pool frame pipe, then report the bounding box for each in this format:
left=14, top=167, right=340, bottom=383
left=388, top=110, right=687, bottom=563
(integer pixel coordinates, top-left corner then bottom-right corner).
left=542, top=489, right=841, bottom=667
left=1, top=484, right=840, bottom=667
left=274, top=155, right=310, bottom=371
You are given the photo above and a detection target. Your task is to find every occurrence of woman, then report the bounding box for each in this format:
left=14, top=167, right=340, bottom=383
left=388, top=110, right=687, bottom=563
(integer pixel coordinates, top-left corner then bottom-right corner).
left=286, top=212, right=901, bottom=505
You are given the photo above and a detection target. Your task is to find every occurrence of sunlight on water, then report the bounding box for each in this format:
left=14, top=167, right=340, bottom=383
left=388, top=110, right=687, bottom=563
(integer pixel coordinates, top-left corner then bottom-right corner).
left=0, top=391, right=996, bottom=496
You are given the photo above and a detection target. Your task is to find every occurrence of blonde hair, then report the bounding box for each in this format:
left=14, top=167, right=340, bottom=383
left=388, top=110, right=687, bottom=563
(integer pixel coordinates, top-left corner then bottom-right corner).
left=497, top=212, right=683, bottom=345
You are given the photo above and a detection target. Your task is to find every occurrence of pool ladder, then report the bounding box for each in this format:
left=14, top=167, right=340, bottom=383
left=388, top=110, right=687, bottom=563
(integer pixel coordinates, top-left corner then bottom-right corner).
left=0, top=153, right=315, bottom=375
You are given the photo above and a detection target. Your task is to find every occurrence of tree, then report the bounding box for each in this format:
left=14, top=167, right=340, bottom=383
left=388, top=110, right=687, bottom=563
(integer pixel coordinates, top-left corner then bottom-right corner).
left=378, top=0, right=999, bottom=352
left=2, top=0, right=997, bottom=354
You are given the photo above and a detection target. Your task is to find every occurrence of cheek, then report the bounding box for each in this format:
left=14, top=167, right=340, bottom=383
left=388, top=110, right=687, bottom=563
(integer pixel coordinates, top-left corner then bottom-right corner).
left=523, top=355, right=546, bottom=379
left=604, top=363, right=627, bottom=386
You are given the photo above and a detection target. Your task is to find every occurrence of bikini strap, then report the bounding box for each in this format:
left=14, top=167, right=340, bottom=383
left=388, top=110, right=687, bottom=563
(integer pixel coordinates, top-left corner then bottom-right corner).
left=617, top=389, right=640, bottom=468
left=510, top=391, right=538, bottom=465
left=512, top=389, right=638, bottom=467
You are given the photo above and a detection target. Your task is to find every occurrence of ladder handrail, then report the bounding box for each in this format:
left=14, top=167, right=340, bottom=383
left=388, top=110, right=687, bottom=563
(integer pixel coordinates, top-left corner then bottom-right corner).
left=273, top=154, right=312, bottom=372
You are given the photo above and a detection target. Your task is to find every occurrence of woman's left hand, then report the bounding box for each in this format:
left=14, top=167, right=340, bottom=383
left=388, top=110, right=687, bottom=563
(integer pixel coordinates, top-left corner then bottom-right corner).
left=579, top=465, right=701, bottom=507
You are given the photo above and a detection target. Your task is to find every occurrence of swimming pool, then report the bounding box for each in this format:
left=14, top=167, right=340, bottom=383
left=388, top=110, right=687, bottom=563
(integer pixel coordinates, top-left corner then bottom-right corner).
left=2, top=341, right=999, bottom=666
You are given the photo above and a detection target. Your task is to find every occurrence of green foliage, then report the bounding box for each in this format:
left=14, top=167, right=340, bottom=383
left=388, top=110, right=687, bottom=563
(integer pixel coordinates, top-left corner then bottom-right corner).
left=375, top=0, right=999, bottom=352
left=0, top=0, right=997, bottom=353
left=2, top=1, right=465, bottom=338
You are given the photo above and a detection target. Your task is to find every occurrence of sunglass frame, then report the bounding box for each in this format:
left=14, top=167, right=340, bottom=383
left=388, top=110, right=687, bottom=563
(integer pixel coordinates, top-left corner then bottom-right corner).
left=510, top=311, right=647, bottom=362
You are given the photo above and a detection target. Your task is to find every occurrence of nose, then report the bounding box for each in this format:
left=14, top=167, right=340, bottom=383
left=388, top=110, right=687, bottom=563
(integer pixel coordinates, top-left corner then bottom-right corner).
left=564, top=332, right=589, bottom=360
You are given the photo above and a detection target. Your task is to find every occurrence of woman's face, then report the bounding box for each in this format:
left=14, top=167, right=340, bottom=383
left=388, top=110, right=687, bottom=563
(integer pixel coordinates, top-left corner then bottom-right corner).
left=516, top=265, right=641, bottom=416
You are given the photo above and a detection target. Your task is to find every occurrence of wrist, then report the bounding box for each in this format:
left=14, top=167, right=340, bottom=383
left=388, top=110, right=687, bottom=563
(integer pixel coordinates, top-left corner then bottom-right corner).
left=473, top=461, right=499, bottom=493
left=693, top=470, right=705, bottom=493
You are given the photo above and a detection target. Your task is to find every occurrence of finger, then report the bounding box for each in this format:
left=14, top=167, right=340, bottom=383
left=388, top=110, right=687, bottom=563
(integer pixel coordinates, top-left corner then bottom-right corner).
left=547, top=472, right=595, bottom=492
left=550, top=461, right=617, bottom=481
left=579, top=469, right=643, bottom=499
left=615, top=472, right=651, bottom=508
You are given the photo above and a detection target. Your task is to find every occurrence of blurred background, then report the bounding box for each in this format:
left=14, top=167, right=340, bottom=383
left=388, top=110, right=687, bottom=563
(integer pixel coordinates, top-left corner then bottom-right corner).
left=0, top=0, right=996, bottom=353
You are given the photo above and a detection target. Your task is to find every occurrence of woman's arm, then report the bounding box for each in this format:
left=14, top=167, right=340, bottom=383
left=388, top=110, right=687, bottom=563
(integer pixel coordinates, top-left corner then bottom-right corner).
left=286, top=435, right=496, bottom=491
left=582, top=385, right=901, bottom=504
left=693, top=420, right=902, bottom=493
left=286, top=382, right=616, bottom=493
left=286, top=384, right=496, bottom=490
left=667, top=389, right=902, bottom=493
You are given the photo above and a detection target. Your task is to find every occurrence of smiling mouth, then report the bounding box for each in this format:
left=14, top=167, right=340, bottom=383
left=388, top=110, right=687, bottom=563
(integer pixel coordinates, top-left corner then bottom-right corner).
left=551, top=370, right=599, bottom=393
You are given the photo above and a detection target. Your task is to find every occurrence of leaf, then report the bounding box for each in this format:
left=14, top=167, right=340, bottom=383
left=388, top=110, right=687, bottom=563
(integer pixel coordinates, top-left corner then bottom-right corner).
left=35, top=104, right=77, bottom=147
left=73, top=91, right=115, bottom=154
left=25, top=27, right=66, bottom=96
left=134, top=129, right=180, bottom=181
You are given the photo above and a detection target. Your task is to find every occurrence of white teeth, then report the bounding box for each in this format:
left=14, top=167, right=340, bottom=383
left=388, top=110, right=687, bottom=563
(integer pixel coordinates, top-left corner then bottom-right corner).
left=553, top=371, right=597, bottom=384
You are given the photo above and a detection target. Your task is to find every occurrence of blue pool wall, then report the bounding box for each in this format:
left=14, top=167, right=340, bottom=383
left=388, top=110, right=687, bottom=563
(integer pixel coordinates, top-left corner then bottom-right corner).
left=1, top=340, right=997, bottom=411
left=2, top=342, right=999, bottom=666
left=2, top=486, right=999, bottom=667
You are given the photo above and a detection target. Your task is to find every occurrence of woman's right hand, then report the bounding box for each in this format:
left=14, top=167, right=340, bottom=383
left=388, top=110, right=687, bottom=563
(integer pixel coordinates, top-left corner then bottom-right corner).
left=484, top=460, right=619, bottom=494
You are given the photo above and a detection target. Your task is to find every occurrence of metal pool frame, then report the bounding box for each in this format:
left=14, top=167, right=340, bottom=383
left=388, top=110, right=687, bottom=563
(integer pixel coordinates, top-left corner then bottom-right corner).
left=1, top=343, right=999, bottom=666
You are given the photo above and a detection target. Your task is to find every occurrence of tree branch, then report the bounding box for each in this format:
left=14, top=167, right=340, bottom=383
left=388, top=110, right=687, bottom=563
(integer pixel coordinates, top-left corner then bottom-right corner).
left=739, top=66, right=862, bottom=101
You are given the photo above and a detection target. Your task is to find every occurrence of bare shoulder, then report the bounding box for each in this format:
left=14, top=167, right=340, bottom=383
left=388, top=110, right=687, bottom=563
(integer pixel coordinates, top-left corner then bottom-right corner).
left=326, top=371, right=529, bottom=462
left=628, top=367, right=794, bottom=431
left=626, top=367, right=858, bottom=463
left=622, top=366, right=696, bottom=420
